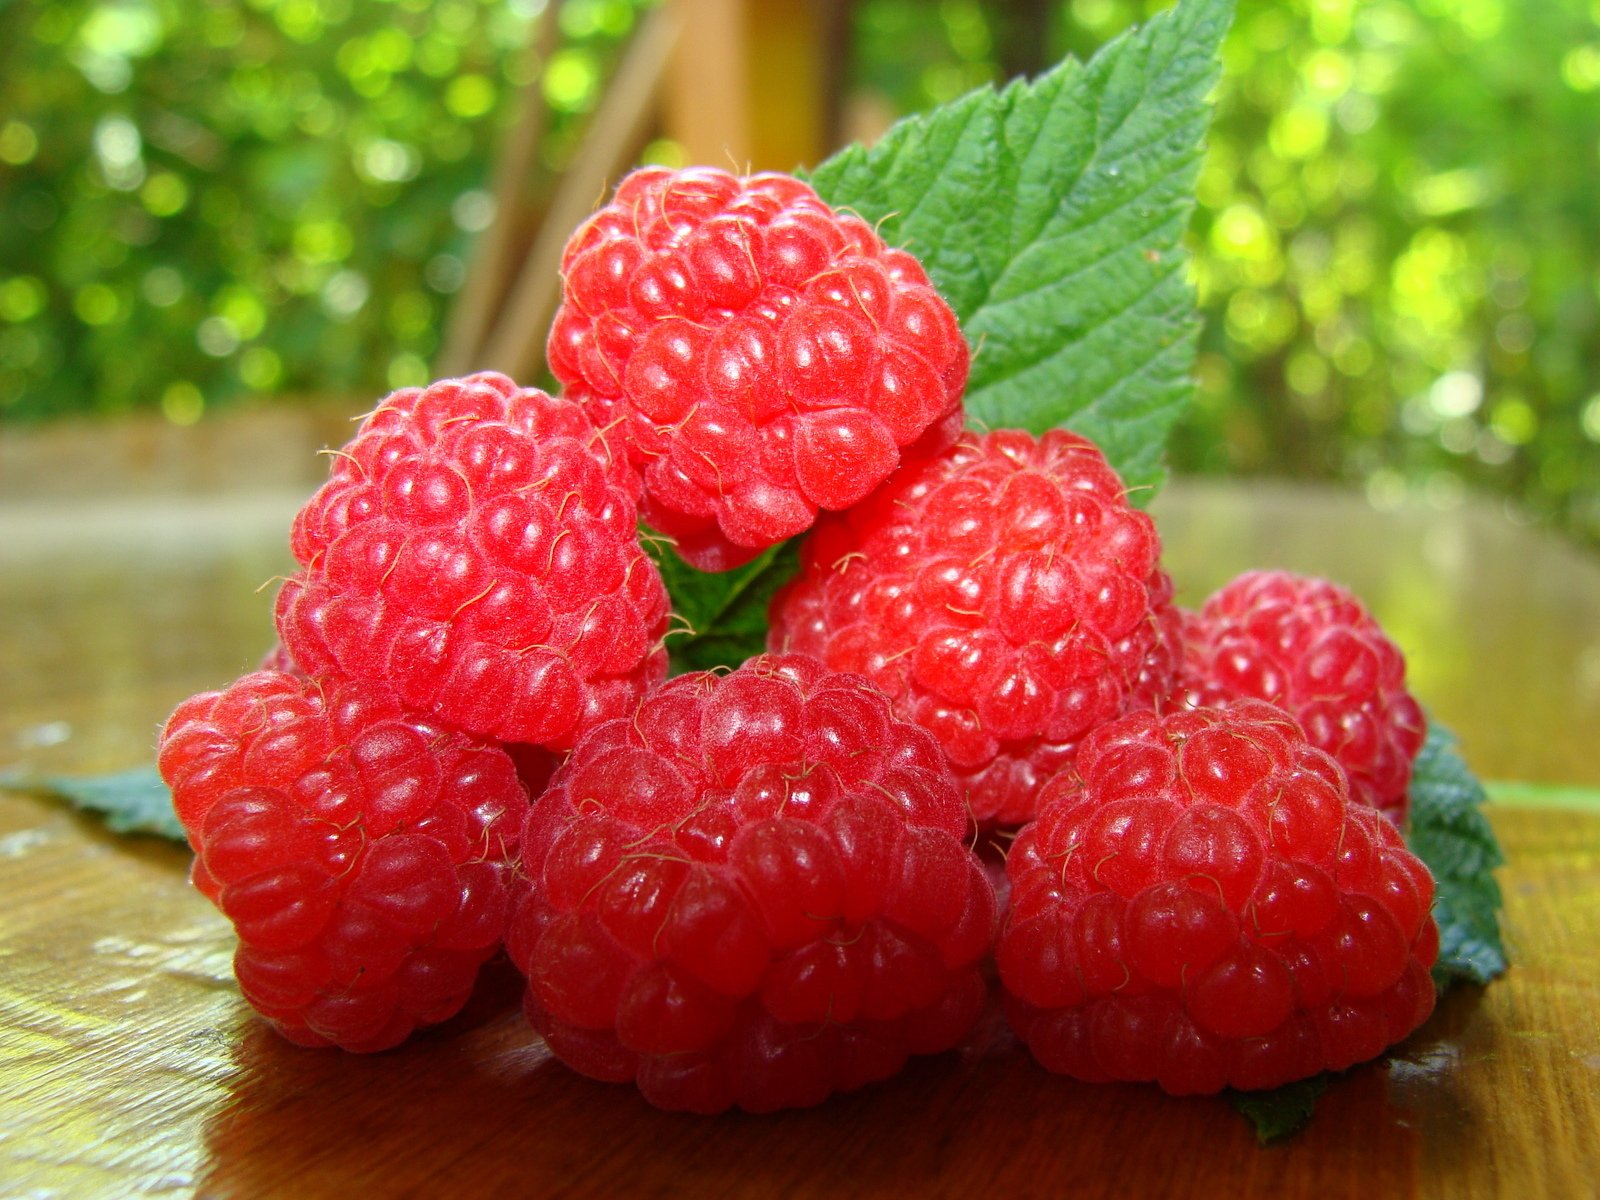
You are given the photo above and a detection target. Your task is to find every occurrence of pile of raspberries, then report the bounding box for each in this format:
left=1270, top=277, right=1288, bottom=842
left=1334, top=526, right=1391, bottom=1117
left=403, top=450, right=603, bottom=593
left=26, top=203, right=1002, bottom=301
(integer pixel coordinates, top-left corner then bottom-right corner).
left=159, top=167, right=1437, bottom=1113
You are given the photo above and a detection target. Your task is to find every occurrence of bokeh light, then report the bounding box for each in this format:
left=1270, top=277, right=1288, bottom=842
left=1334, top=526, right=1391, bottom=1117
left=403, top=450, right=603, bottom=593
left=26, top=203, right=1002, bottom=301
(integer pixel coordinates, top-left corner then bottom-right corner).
left=0, top=0, right=635, bottom=418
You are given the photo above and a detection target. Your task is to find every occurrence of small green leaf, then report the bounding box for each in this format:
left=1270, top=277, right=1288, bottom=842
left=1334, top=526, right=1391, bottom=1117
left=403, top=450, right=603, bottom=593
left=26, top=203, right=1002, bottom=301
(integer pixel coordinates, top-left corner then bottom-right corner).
left=1408, top=721, right=1508, bottom=988
left=807, top=0, right=1233, bottom=501
left=1230, top=1074, right=1330, bottom=1144
left=1, top=765, right=186, bottom=843
left=650, top=538, right=801, bottom=673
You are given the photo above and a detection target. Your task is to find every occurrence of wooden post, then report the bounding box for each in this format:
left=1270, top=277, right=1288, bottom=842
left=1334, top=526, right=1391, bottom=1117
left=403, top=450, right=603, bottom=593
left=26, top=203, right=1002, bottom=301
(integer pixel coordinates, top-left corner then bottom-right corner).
left=664, top=0, right=830, bottom=173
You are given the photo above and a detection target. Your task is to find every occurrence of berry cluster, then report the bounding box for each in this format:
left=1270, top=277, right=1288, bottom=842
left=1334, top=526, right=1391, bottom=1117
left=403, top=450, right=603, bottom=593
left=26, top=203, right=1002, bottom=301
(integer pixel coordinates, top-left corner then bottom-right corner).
left=548, top=167, right=969, bottom=571
left=276, top=372, right=669, bottom=749
left=769, top=428, right=1181, bottom=827
left=1177, top=571, right=1426, bottom=824
left=162, top=166, right=1439, bottom=1113
left=999, top=702, right=1437, bottom=1093
left=509, top=654, right=994, bottom=1113
left=159, top=671, right=531, bottom=1051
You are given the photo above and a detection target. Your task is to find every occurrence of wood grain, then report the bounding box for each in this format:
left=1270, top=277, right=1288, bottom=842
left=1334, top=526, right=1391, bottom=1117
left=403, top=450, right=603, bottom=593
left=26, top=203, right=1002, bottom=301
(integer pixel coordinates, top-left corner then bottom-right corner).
left=2, top=792, right=1593, bottom=1198
left=2, top=421, right=1598, bottom=1196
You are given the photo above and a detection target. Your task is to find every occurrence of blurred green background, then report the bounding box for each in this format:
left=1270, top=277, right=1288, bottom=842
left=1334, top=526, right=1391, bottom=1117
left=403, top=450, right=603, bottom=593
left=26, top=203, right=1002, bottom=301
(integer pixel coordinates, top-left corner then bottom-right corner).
left=3, top=0, right=1598, bottom=547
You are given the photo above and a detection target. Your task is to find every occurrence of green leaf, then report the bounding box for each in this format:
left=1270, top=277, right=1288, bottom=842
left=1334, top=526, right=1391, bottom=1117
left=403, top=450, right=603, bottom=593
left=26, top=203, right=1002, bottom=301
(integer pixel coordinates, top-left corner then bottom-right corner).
left=1, top=765, right=186, bottom=843
left=650, top=538, right=801, bottom=673
left=1407, top=721, right=1508, bottom=988
left=1230, top=1074, right=1330, bottom=1144
left=807, top=0, right=1233, bottom=501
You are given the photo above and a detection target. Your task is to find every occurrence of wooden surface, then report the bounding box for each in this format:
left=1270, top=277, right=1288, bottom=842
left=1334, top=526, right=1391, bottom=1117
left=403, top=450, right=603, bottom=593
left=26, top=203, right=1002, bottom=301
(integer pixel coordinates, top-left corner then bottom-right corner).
left=3, top=416, right=1599, bottom=1198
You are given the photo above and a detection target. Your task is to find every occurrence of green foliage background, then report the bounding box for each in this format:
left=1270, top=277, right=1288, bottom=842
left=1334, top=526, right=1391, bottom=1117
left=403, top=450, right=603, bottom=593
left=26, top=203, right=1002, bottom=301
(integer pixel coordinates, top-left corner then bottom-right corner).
left=0, top=0, right=644, bottom=420
left=3, top=0, right=1599, bottom=546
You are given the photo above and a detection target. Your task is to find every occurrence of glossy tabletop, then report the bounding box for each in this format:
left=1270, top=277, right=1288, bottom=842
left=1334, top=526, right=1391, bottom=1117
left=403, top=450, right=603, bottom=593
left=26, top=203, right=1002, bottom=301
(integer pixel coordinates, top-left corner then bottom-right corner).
left=2, top=411, right=1598, bottom=1198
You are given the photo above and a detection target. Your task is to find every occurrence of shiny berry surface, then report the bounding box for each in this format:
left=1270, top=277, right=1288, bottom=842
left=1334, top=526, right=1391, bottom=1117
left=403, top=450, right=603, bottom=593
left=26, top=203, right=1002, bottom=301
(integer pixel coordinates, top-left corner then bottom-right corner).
left=549, top=167, right=970, bottom=570
left=1179, top=570, right=1426, bottom=824
left=998, top=701, right=1439, bottom=1094
left=768, top=428, right=1180, bottom=826
left=275, top=372, right=669, bottom=749
left=507, top=654, right=996, bottom=1113
left=158, top=670, right=531, bottom=1052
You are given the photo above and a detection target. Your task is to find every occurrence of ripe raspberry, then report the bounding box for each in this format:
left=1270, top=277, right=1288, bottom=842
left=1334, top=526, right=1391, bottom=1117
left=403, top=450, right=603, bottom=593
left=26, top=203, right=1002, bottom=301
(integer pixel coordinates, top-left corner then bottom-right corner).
left=548, top=166, right=970, bottom=571
left=157, top=670, right=532, bottom=1052
left=504, top=741, right=562, bottom=801
left=998, top=701, right=1439, bottom=1095
left=259, top=642, right=301, bottom=675
left=275, top=372, right=669, bottom=749
left=507, top=654, right=996, bottom=1113
left=1178, top=570, right=1426, bottom=824
left=768, top=428, right=1180, bottom=826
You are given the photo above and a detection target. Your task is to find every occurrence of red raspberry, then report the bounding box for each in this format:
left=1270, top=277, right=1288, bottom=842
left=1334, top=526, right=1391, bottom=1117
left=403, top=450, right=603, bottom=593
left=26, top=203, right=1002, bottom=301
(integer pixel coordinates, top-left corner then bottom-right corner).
left=1178, top=570, right=1426, bottom=824
left=275, top=372, right=669, bottom=750
left=504, top=741, right=562, bottom=801
left=506, top=654, right=996, bottom=1113
left=157, top=670, right=532, bottom=1052
left=259, top=642, right=301, bottom=675
left=548, top=166, right=970, bottom=571
left=768, top=429, right=1180, bottom=826
left=998, top=701, right=1439, bottom=1095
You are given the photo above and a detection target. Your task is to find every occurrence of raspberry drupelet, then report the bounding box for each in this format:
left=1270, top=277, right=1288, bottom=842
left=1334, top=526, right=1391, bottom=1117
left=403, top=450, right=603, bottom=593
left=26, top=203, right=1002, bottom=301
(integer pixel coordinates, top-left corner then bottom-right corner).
left=1178, top=570, right=1427, bottom=825
left=275, top=372, right=669, bottom=750
left=768, top=428, right=1181, bottom=827
left=548, top=166, right=970, bottom=571
left=158, top=670, right=532, bottom=1052
left=506, top=654, right=997, bottom=1113
left=998, top=701, right=1439, bottom=1095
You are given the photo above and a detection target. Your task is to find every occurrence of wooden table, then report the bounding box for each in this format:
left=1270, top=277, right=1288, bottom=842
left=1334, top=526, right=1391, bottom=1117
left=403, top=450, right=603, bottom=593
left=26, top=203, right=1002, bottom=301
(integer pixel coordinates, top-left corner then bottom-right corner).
left=3, top=413, right=1599, bottom=1197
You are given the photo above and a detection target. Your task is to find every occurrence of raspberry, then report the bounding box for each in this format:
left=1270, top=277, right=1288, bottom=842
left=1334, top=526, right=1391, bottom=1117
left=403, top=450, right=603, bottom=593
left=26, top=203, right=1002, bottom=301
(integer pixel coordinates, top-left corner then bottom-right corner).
left=548, top=166, right=970, bottom=571
left=997, top=701, right=1439, bottom=1095
left=1178, top=570, right=1426, bottom=824
left=275, top=372, right=669, bottom=749
left=504, top=742, right=562, bottom=801
left=506, top=654, right=996, bottom=1113
left=157, top=670, right=532, bottom=1052
left=768, top=428, right=1180, bottom=826
left=259, top=642, right=300, bottom=675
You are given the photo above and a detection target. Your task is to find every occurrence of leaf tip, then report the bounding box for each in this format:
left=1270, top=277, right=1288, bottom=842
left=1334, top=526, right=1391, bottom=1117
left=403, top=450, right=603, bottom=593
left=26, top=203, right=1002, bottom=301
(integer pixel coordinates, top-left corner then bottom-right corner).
left=1229, top=1073, right=1330, bottom=1144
